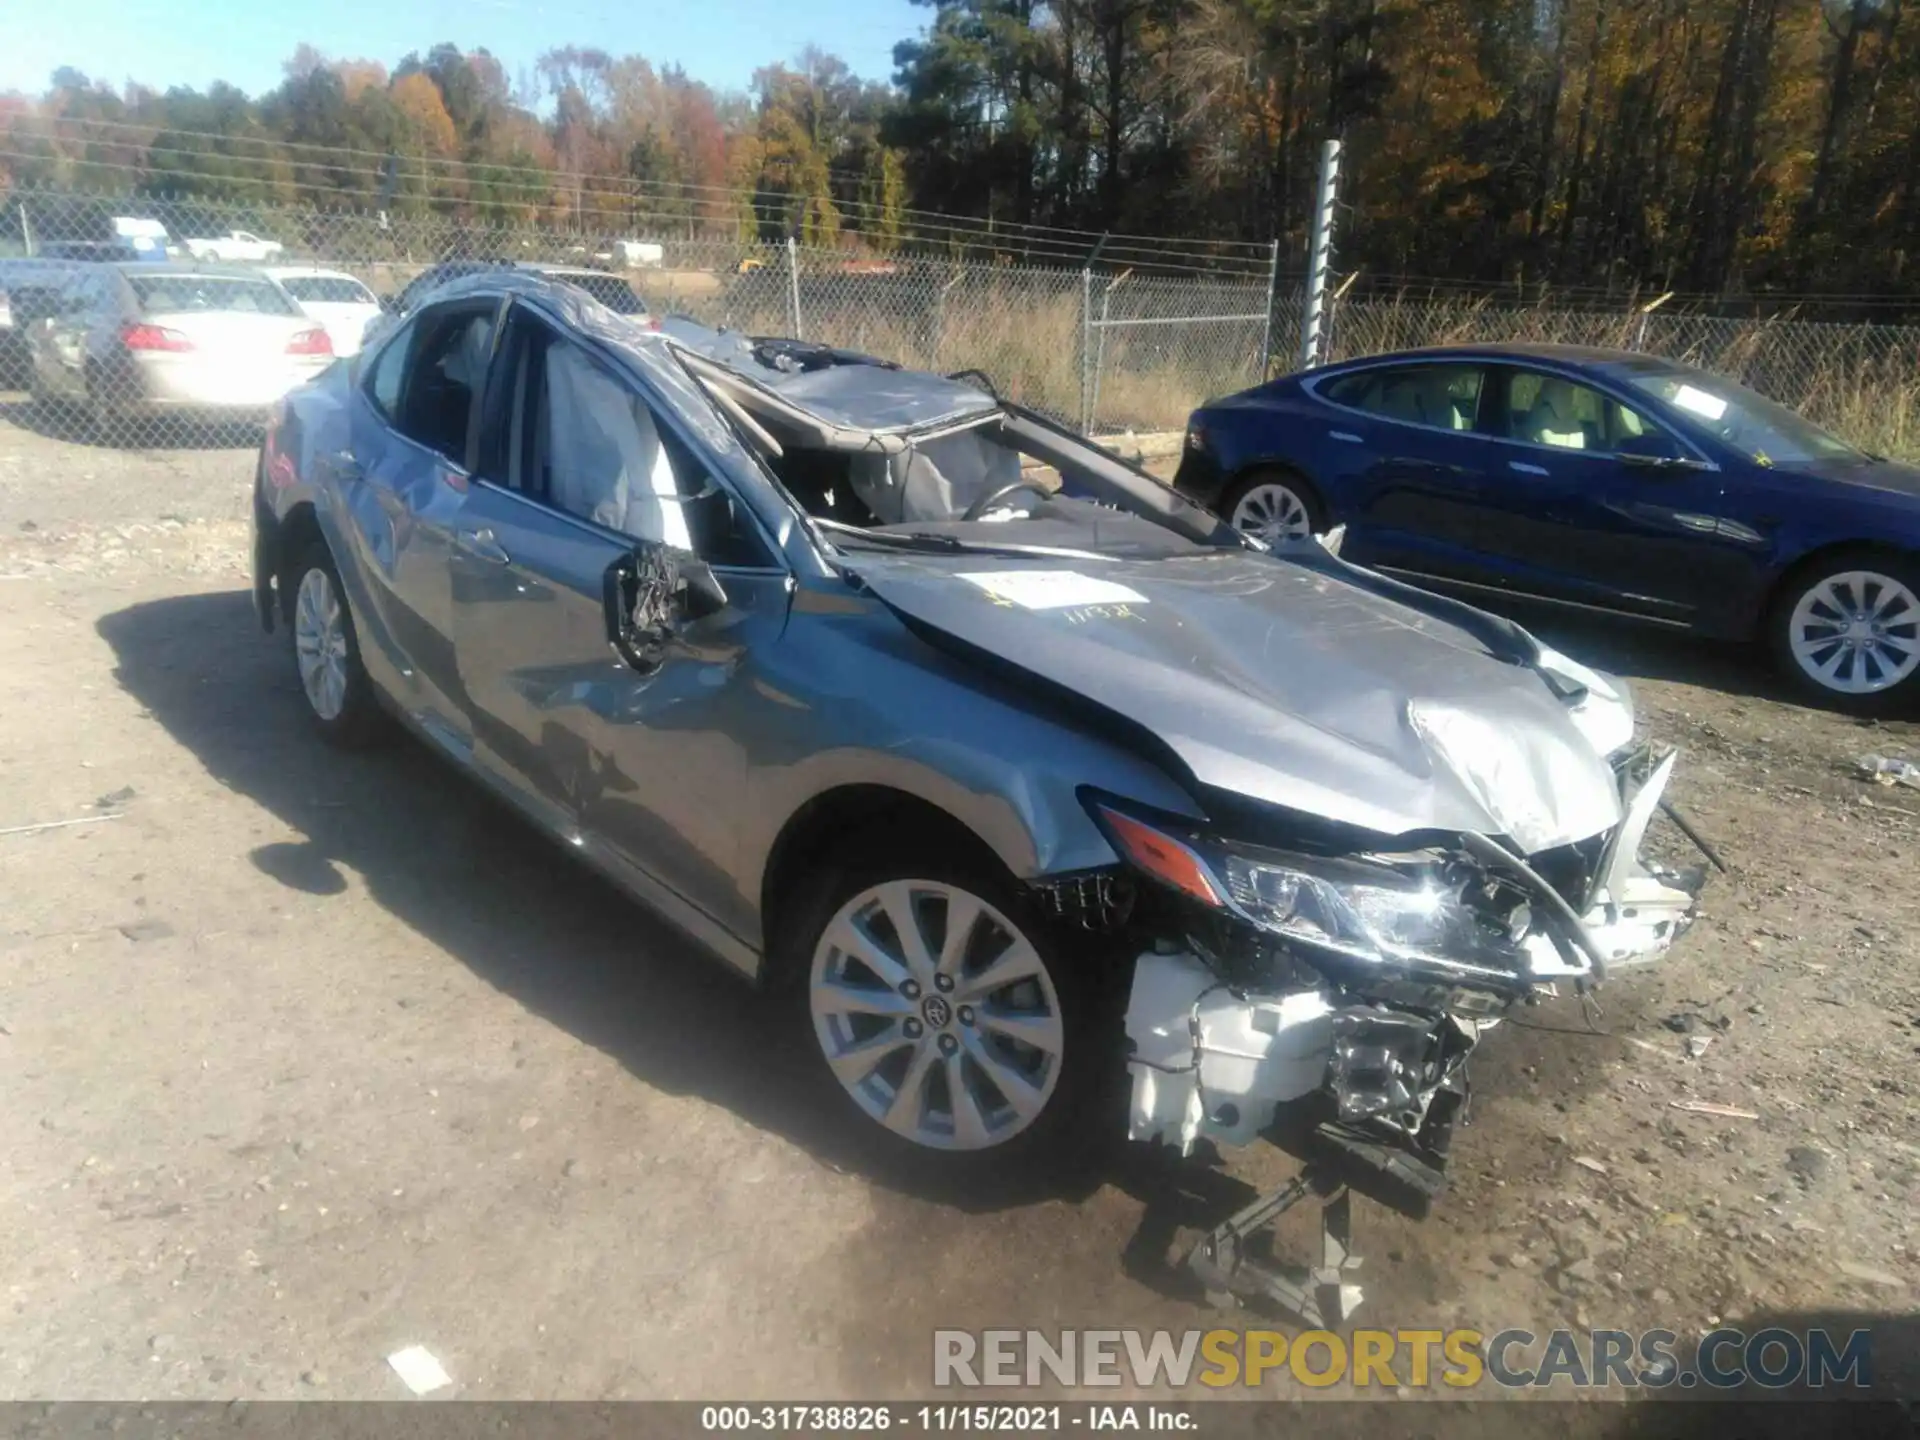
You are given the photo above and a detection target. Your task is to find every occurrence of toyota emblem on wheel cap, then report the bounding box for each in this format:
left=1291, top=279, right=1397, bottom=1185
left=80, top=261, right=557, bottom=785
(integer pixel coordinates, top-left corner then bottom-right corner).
left=921, top=994, right=953, bottom=1029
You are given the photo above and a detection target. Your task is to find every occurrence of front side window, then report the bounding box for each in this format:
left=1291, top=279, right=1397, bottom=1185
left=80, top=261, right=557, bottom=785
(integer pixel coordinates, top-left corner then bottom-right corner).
left=1321, top=364, right=1486, bottom=432
left=1497, top=370, right=1680, bottom=458
left=1614, top=362, right=1856, bottom=465
left=507, top=326, right=768, bottom=566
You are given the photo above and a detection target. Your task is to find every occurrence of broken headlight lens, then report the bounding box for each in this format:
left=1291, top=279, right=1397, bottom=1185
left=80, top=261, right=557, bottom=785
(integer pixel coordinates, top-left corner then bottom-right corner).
left=1088, top=800, right=1530, bottom=988
left=1222, top=853, right=1470, bottom=960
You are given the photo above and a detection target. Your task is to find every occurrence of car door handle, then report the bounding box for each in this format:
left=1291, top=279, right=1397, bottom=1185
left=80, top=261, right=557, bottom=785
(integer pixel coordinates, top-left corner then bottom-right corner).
left=454, top=526, right=510, bottom=564
left=1330, top=430, right=1364, bottom=444
left=1508, top=460, right=1550, bottom=477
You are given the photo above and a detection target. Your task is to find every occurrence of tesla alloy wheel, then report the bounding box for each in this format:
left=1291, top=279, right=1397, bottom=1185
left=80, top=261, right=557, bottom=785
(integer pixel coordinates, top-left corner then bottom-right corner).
left=1772, top=553, right=1920, bottom=712
left=1222, top=470, right=1321, bottom=544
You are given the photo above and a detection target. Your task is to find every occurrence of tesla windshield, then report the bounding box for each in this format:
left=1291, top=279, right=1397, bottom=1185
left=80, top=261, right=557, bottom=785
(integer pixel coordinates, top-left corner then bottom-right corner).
left=1615, top=360, right=1858, bottom=465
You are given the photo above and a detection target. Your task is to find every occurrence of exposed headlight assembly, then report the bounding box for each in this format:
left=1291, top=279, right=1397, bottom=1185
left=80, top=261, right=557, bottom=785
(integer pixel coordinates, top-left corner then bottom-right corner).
left=1091, top=802, right=1530, bottom=993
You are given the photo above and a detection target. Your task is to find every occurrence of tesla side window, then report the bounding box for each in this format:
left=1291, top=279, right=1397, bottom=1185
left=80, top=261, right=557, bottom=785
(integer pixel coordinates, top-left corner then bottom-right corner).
left=512, top=327, right=772, bottom=567
left=1498, top=371, right=1681, bottom=459
left=1321, top=365, right=1486, bottom=432
left=393, top=307, right=496, bottom=466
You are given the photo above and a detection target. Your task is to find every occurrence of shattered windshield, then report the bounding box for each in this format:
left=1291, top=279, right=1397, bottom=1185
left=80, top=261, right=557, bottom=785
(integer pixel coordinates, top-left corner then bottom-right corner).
left=666, top=324, right=1239, bottom=557
left=1614, top=360, right=1859, bottom=465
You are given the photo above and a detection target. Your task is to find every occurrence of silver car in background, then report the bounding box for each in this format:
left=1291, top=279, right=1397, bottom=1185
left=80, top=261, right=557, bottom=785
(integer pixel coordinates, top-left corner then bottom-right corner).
left=28, top=262, right=334, bottom=425
left=0, top=257, right=76, bottom=385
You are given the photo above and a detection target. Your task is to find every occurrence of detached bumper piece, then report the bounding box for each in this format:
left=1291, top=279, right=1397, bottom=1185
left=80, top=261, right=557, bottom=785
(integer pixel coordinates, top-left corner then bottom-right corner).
left=1121, top=744, right=1719, bottom=1324
left=1126, top=951, right=1462, bottom=1325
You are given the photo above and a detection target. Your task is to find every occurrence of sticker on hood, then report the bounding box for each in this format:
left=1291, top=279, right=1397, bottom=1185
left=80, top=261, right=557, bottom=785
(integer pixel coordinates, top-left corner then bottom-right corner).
left=957, top=570, right=1148, bottom=610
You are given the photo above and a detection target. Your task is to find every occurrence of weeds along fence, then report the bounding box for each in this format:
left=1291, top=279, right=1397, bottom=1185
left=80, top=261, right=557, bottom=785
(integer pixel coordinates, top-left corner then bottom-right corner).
left=3, top=188, right=1920, bottom=459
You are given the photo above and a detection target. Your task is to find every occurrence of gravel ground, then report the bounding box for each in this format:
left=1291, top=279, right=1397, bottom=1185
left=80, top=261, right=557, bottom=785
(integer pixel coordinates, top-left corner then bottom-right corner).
left=1, top=399, right=1917, bottom=1406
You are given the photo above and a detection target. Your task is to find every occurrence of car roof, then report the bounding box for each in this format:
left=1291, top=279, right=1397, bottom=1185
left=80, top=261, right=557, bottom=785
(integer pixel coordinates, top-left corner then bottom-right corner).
left=420, top=269, right=995, bottom=438
left=264, top=265, right=364, bottom=281
left=521, top=262, right=631, bottom=281
left=99, top=261, right=278, bottom=279
left=1320, top=341, right=1650, bottom=370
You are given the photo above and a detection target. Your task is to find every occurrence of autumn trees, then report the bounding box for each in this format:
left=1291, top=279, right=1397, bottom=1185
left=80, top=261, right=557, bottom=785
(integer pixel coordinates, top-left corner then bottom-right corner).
left=3, top=3, right=1919, bottom=302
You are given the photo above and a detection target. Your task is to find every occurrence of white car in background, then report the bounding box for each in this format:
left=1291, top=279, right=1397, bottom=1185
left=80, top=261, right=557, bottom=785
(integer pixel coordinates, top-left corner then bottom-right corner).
left=183, top=230, right=285, bottom=263
left=28, top=262, right=333, bottom=427
left=265, top=267, right=384, bottom=356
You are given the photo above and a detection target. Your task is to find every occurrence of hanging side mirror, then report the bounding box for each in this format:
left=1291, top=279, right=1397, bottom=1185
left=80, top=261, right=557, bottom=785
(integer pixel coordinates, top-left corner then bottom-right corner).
left=603, top=540, right=728, bottom=673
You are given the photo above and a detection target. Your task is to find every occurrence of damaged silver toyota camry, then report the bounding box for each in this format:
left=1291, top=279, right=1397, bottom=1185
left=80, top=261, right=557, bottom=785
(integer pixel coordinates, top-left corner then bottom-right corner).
left=253, top=271, right=1709, bottom=1277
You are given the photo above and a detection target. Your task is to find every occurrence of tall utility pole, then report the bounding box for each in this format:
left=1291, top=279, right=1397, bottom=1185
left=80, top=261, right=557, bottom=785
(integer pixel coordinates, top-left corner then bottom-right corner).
left=1297, top=139, right=1342, bottom=371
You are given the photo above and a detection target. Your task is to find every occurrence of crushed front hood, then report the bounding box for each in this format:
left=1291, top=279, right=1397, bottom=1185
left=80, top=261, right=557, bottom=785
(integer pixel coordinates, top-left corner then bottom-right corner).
left=850, top=548, right=1624, bottom=850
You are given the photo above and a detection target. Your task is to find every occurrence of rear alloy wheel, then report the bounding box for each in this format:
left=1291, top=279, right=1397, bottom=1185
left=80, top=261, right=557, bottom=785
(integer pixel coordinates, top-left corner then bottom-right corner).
left=1772, top=556, right=1920, bottom=711
left=288, top=540, right=384, bottom=746
left=1222, top=471, right=1320, bottom=544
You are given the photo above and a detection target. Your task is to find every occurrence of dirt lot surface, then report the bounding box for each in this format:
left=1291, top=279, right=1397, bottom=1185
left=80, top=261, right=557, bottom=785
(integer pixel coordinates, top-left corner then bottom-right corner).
left=2, top=398, right=1917, bottom=1407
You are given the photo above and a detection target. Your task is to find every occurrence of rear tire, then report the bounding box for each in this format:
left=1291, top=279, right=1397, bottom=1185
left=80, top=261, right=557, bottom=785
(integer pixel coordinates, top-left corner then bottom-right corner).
left=771, top=829, right=1115, bottom=1190
left=1768, top=549, right=1920, bottom=714
left=285, top=538, right=385, bottom=747
left=1219, top=468, right=1325, bottom=544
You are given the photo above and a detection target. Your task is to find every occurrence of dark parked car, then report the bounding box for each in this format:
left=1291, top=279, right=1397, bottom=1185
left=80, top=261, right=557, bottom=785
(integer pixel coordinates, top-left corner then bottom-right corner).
left=252, top=274, right=1703, bottom=1224
left=1176, top=344, right=1920, bottom=710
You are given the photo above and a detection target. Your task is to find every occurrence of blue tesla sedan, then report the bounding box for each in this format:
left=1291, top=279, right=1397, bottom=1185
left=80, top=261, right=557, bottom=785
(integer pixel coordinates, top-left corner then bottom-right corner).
left=1174, top=343, right=1920, bottom=711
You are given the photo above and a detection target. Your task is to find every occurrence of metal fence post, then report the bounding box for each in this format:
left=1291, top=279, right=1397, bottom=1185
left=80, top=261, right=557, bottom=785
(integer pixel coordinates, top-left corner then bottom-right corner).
left=1079, top=267, right=1093, bottom=432
left=786, top=236, right=804, bottom=339
left=1257, top=238, right=1280, bottom=380
left=1298, top=139, right=1342, bottom=371
left=1087, top=270, right=1131, bottom=437
left=1635, top=291, right=1674, bottom=352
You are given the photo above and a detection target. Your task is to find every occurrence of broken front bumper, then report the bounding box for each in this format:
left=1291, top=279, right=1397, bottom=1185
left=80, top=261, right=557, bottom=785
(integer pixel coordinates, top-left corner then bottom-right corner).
left=1123, top=749, right=1708, bottom=1159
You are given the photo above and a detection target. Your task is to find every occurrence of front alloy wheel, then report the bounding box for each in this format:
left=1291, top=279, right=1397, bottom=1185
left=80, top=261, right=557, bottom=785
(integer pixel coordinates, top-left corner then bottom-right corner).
left=809, top=879, right=1065, bottom=1152
left=1778, top=563, right=1920, bottom=706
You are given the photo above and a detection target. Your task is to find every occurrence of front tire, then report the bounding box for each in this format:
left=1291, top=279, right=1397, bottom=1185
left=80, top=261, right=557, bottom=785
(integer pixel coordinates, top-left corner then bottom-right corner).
left=286, top=539, right=385, bottom=746
left=1769, top=550, right=1920, bottom=713
left=1219, top=468, right=1324, bottom=544
left=774, top=834, right=1108, bottom=1184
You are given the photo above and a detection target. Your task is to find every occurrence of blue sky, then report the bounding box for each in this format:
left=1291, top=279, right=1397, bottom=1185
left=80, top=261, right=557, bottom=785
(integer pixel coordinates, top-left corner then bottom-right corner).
left=0, top=0, right=926, bottom=99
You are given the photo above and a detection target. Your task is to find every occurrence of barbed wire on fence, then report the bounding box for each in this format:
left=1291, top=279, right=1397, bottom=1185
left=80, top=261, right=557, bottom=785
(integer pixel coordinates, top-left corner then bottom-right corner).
left=1, top=187, right=1917, bottom=461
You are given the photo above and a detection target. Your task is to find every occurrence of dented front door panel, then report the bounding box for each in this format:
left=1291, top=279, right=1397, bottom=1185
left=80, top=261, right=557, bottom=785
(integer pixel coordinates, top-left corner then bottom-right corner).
left=447, top=480, right=790, bottom=946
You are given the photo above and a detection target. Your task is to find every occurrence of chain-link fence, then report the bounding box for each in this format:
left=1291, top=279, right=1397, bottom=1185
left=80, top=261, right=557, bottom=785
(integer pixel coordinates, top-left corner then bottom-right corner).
left=4, top=187, right=1920, bottom=461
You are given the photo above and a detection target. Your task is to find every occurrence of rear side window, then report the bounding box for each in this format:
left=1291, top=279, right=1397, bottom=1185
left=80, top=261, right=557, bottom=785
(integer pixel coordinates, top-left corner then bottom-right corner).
left=280, top=276, right=375, bottom=305
left=393, top=306, right=497, bottom=465
left=1321, top=365, right=1485, bottom=431
left=129, top=276, right=299, bottom=317
left=364, top=319, right=415, bottom=420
